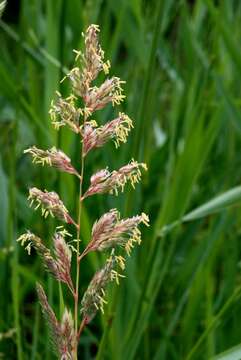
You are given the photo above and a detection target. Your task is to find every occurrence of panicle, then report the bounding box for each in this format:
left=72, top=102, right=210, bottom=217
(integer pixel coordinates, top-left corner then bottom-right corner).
left=49, top=92, right=82, bottom=133
left=80, top=250, right=124, bottom=323
left=28, top=187, right=75, bottom=225
left=83, top=210, right=149, bottom=255
left=82, top=160, right=147, bottom=199
left=82, top=113, right=133, bottom=156
left=84, top=77, right=125, bottom=114
left=24, top=146, right=80, bottom=178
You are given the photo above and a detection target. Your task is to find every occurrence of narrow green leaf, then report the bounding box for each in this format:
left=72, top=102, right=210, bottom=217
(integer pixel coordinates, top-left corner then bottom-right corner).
left=183, top=186, right=241, bottom=222
left=213, top=344, right=241, bottom=360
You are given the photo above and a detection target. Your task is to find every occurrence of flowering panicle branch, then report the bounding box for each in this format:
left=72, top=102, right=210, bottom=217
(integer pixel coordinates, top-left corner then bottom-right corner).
left=37, top=284, right=75, bottom=359
left=17, top=230, right=74, bottom=292
left=60, top=309, right=75, bottom=359
left=82, top=113, right=133, bottom=156
left=53, top=231, right=74, bottom=292
left=80, top=250, right=124, bottom=323
left=84, top=77, right=125, bottom=113
left=67, top=24, right=110, bottom=99
left=82, top=160, right=147, bottom=199
left=81, top=210, right=149, bottom=257
left=37, top=283, right=62, bottom=355
left=24, top=146, right=80, bottom=178
left=49, top=93, right=82, bottom=133
left=28, top=187, right=77, bottom=227
left=18, top=23, right=149, bottom=359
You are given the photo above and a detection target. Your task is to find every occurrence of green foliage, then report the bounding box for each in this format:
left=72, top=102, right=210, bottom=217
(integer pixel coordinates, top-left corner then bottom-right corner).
left=1, top=0, right=241, bottom=358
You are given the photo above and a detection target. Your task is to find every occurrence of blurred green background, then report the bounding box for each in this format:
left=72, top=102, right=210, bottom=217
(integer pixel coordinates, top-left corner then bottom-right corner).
left=1, top=0, right=241, bottom=359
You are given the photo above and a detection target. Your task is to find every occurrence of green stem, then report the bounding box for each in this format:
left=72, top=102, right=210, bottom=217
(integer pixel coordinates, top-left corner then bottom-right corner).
left=74, top=119, right=86, bottom=359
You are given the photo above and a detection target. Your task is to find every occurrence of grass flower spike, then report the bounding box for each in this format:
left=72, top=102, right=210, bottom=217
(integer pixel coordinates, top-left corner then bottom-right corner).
left=28, top=187, right=77, bottom=226
left=24, top=146, right=80, bottom=177
left=17, top=23, right=149, bottom=359
left=82, top=112, right=133, bottom=156
left=80, top=250, right=124, bottom=323
left=83, top=160, right=147, bottom=198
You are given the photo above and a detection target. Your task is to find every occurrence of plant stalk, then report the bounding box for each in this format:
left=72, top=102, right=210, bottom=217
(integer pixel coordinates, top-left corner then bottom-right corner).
left=74, top=117, right=86, bottom=359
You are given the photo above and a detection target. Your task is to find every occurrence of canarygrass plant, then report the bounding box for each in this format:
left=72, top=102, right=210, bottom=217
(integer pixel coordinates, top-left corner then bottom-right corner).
left=2, top=1, right=241, bottom=359
left=17, top=24, right=149, bottom=360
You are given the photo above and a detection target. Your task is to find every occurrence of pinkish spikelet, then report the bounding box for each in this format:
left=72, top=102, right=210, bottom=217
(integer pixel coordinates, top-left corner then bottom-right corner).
left=82, top=113, right=133, bottom=156
left=60, top=309, right=75, bottom=359
left=36, top=283, right=62, bottom=356
left=83, top=210, right=149, bottom=255
left=84, top=77, right=125, bottom=113
left=28, top=188, right=76, bottom=225
left=53, top=232, right=73, bottom=291
left=82, top=160, right=147, bottom=199
left=24, top=146, right=80, bottom=178
left=37, top=285, right=76, bottom=359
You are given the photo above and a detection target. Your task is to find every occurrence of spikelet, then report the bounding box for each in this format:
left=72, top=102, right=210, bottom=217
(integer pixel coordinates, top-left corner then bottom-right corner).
left=84, top=77, right=125, bottom=114
left=17, top=230, right=73, bottom=290
left=82, top=113, right=133, bottom=156
left=17, top=231, right=57, bottom=273
left=53, top=232, right=73, bottom=291
left=82, top=210, right=149, bottom=255
left=82, top=160, right=147, bottom=199
left=80, top=250, right=124, bottom=323
left=36, top=283, right=62, bottom=356
left=28, top=187, right=76, bottom=226
left=59, top=309, right=75, bottom=359
left=24, top=146, right=80, bottom=178
left=37, top=285, right=76, bottom=359
left=49, top=93, right=82, bottom=133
